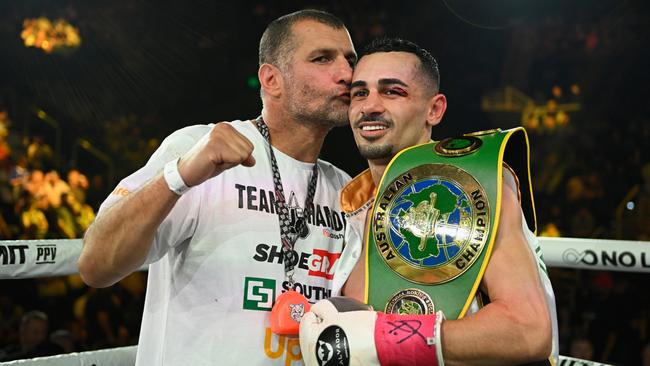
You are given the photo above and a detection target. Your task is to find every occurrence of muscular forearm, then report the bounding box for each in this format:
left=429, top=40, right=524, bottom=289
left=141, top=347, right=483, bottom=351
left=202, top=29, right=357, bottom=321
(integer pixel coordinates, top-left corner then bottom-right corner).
left=78, top=122, right=256, bottom=287
left=441, top=300, right=551, bottom=365
left=78, top=174, right=179, bottom=287
left=439, top=181, right=553, bottom=365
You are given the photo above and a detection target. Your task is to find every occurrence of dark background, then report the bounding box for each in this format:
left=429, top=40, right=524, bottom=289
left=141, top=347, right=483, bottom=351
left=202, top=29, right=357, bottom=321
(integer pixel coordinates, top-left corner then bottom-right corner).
left=1, top=1, right=649, bottom=364
left=1, top=0, right=645, bottom=179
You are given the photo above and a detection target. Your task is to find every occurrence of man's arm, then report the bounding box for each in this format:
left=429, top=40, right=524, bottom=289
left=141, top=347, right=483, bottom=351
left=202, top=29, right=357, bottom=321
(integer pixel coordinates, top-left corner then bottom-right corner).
left=78, top=175, right=179, bottom=288
left=441, top=181, right=552, bottom=365
left=78, top=123, right=255, bottom=288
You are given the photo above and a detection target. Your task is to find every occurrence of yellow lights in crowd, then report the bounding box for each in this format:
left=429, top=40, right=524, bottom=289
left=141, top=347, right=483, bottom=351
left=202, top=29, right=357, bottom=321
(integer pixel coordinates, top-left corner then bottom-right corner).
left=0, top=110, right=10, bottom=125
left=522, top=84, right=581, bottom=132
left=21, top=17, right=81, bottom=53
left=0, top=111, right=10, bottom=138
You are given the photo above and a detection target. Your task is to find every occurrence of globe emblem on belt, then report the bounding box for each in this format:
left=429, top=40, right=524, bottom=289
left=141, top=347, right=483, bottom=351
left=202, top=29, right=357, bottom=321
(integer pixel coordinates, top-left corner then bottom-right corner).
left=391, top=178, right=470, bottom=266
left=373, top=164, right=490, bottom=284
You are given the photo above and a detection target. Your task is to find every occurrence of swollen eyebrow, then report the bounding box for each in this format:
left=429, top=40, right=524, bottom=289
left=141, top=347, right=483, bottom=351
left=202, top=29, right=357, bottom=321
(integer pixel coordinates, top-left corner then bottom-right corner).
left=350, top=80, right=367, bottom=89
left=378, top=78, right=408, bottom=87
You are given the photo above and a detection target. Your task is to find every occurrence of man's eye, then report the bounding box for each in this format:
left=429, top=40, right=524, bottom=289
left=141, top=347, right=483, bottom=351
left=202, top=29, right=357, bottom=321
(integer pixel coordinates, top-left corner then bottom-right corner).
left=386, top=89, right=406, bottom=96
left=352, top=90, right=368, bottom=97
left=313, top=56, right=330, bottom=63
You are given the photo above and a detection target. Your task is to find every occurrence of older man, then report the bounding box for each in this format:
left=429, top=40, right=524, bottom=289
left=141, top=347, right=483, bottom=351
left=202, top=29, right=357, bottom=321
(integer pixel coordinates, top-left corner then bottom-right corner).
left=80, top=9, right=357, bottom=365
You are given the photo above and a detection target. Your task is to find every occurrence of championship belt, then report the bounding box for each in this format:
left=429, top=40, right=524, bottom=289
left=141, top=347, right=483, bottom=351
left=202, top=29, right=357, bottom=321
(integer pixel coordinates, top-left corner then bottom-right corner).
left=365, top=127, right=536, bottom=320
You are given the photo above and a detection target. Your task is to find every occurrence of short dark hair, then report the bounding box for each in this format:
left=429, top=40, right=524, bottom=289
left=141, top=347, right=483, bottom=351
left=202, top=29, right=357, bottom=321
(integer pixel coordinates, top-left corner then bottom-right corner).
left=21, top=310, right=48, bottom=327
left=362, top=37, right=440, bottom=93
left=259, top=9, right=346, bottom=68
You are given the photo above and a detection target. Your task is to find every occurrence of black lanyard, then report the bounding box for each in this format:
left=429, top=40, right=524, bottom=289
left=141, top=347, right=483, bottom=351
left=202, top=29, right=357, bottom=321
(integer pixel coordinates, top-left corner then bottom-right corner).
left=255, top=117, right=318, bottom=285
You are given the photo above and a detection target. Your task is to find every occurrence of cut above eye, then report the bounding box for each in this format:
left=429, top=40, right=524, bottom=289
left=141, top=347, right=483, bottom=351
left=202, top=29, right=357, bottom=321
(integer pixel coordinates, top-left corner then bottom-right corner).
left=386, top=89, right=406, bottom=96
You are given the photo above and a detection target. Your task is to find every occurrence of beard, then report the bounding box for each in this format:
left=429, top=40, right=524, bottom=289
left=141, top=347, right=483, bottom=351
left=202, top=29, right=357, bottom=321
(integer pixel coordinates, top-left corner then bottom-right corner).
left=284, top=75, right=349, bottom=128
left=354, top=114, right=395, bottom=160
left=357, top=144, right=394, bottom=160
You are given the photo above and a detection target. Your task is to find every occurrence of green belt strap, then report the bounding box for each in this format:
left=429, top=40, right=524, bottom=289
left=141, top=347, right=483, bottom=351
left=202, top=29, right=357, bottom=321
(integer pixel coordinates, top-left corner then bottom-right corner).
left=365, top=127, right=536, bottom=319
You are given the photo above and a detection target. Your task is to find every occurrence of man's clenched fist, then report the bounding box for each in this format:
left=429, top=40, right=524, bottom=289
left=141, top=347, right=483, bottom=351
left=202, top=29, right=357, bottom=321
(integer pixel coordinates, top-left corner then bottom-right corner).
left=177, top=123, right=256, bottom=187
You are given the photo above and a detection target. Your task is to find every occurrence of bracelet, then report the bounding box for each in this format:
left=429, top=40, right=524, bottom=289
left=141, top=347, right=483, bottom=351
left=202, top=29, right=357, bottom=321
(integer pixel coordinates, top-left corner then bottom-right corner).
left=163, top=157, right=190, bottom=195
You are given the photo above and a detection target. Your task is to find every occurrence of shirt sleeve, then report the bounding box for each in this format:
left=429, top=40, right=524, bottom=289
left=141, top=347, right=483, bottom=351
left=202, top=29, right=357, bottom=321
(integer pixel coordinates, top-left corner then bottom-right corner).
left=96, top=125, right=212, bottom=264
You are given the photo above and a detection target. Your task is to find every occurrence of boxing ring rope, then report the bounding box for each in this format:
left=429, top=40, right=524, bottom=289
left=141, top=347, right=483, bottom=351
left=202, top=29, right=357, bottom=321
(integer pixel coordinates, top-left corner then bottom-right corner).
left=0, top=349, right=614, bottom=366
left=2, top=237, right=649, bottom=280
left=0, top=346, right=137, bottom=366
left=3, top=236, right=647, bottom=365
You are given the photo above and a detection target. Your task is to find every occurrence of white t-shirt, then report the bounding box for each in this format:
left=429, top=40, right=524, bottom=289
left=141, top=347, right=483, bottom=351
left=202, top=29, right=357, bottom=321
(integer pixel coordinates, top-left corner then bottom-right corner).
left=99, top=120, right=351, bottom=365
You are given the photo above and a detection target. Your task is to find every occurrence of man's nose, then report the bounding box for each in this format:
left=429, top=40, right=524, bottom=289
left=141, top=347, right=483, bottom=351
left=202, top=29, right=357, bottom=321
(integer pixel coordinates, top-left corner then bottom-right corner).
left=360, top=90, right=385, bottom=116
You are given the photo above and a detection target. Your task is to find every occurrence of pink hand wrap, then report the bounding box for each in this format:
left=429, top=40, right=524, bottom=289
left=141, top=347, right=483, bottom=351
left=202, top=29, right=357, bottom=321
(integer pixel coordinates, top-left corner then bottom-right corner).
left=374, top=312, right=443, bottom=366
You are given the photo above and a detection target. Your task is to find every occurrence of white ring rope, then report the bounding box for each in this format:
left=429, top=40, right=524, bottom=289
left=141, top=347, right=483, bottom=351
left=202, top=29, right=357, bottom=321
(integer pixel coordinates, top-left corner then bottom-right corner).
left=0, top=345, right=136, bottom=366
left=0, top=239, right=148, bottom=279
left=0, top=239, right=82, bottom=279
left=1, top=237, right=649, bottom=279
left=539, top=237, right=650, bottom=273
left=0, top=346, right=612, bottom=366
left=556, top=356, right=614, bottom=366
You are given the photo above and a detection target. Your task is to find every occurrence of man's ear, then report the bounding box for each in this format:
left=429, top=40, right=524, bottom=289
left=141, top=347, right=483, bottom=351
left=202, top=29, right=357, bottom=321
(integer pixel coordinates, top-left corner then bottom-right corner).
left=258, top=63, right=283, bottom=98
left=426, top=93, right=447, bottom=127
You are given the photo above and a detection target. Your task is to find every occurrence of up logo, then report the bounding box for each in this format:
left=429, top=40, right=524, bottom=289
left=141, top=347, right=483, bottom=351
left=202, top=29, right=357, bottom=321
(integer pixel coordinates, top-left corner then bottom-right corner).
left=264, top=327, right=302, bottom=365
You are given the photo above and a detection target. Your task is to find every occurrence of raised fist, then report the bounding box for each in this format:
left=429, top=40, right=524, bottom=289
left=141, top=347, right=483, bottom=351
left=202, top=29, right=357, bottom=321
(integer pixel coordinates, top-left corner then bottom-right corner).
left=177, top=123, right=255, bottom=187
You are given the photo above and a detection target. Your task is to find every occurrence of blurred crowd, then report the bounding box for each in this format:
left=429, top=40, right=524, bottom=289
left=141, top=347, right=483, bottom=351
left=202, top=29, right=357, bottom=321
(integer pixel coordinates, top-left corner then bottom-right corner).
left=520, top=8, right=650, bottom=365
left=0, top=274, right=145, bottom=362
left=0, top=113, right=100, bottom=241
left=0, top=113, right=147, bottom=361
